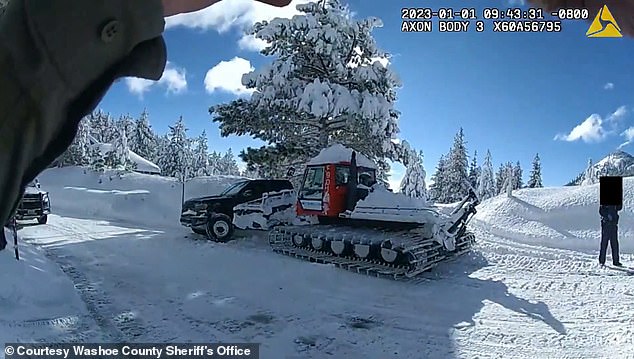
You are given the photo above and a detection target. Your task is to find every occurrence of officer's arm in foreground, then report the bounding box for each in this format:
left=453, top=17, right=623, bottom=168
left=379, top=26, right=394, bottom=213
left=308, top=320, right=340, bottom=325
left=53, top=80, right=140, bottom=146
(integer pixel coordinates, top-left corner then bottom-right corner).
left=0, top=0, right=167, bottom=225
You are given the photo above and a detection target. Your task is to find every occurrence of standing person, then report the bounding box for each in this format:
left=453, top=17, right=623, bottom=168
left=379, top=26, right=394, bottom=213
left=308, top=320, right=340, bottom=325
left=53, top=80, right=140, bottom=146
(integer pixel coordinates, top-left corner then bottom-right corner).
left=599, top=204, right=622, bottom=267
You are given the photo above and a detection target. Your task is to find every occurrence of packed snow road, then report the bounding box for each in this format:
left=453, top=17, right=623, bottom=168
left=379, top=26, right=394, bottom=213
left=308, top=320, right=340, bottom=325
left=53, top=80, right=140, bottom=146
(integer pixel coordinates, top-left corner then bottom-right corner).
left=14, top=214, right=634, bottom=359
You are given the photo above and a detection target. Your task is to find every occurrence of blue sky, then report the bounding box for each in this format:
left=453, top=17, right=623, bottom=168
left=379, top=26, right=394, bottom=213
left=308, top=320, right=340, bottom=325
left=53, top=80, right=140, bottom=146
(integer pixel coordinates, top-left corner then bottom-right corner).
left=99, top=0, right=634, bottom=189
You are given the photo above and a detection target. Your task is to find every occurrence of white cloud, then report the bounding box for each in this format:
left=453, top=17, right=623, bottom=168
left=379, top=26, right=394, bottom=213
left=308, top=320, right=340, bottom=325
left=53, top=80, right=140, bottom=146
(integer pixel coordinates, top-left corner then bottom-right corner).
left=204, top=57, right=255, bottom=96
left=554, top=114, right=606, bottom=143
left=554, top=106, right=628, bottom=143
left=125, top=61, right=187, bottom=98
left=238, top=34, right=269, bottom=51
left=618, top=127, right=634, bottom=148
left=609, top=105, right=627, bottom=121
left=604, top=82, right=614, bottom=90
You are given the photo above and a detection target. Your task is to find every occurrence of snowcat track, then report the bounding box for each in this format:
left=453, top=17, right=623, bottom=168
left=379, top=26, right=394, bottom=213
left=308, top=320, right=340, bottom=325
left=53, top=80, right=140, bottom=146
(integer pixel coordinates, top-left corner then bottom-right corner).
left=268, top=225, right=476, bottom=281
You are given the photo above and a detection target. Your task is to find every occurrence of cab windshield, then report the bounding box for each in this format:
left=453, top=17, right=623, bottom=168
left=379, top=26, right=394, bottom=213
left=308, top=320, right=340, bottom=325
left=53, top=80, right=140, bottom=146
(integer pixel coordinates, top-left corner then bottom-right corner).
left=221, top=181, right=248, bottom=196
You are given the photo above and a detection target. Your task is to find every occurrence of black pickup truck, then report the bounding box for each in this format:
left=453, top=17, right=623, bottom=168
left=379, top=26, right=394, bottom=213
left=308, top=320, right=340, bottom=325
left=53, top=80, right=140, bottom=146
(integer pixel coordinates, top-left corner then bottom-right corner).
left=16, top=179, right=51, bottom=224
left=180, top=179, right=293, bottom=242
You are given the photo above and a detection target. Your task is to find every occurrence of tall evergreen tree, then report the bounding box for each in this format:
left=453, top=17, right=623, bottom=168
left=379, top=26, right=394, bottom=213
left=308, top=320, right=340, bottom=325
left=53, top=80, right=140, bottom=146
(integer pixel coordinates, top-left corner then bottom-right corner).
left=89, top=110, right=116, bottom=143
left=476, top=150, right=496, bottom=200
left=429, top=154, right=448, bottom=203
left=193, top=131, right=210, bottom=176
left=527, top=153, right=543, bottom=188
left=218, top=149, right=241, bottom=176
left=59, top=118, right=92, bottom=166
left=513, top=161, right=523, bottom=189
left=210, top=0, right=407, bottom=178
left=504, top=165, right=514, bottom=196
left=116, top=114, right=135, bottom=145
left=157, top=116, right=192, bottom=178
left=495, top=163, right=507, bottom=194
left=443, top=128, right=469, bottom=203
left=400, top=149, right=428, bottom=200
left=131, top=109, right=157, bottom=160
left=104, top=123, right=135, bottom=171
left=468, top=150, right=479, bottom=189
left=207, top=151, right=222, bottom=175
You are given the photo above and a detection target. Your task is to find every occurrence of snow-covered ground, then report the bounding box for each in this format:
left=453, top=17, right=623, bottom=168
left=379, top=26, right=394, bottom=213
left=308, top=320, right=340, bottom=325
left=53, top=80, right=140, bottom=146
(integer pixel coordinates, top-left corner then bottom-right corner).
left=2, top=167, right=634, bottom=358
left=474, top=179, right=634, bottom=253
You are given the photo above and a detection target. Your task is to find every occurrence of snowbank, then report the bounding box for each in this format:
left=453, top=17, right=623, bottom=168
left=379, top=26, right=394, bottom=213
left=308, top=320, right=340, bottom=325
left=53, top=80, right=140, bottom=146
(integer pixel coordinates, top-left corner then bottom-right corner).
left=36, top=167, right=246, bottom=228
left=0, top=228, right=92, bottom=345
left=474, top=179, right=634, bottom=253
left=307, top=143, right=376, bottom=168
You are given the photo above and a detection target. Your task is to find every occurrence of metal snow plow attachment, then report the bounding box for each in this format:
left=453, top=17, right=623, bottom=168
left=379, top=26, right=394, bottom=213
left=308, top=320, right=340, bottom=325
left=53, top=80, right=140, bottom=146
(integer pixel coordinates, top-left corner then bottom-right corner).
left=268, top=188, right=480, bottom=280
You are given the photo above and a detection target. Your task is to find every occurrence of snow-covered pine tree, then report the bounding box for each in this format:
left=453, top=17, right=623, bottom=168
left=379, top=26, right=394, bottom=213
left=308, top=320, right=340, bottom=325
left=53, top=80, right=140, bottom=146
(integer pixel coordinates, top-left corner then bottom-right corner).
left=527, top=153, right=543, bottom=188
left=90, top=147, right=106, bottom=173
left=207, top=151, right=222, bottom=175
left=443, top=128, right=469, bottom=203
left=152, top=134, right=169, bottom=169
left=210, top=0, right=406, bottom=178
left=105, top=123, right=136, bottom=171
left=218, top=149, right=241, bottom=176
left=504, top=165, right=514, bottom=197
left=59, top=118, right=92, bottom=166
left=428, top=154, right=448, bottom=203
left=193, top=131, right=210, bottom=176
left=89, top=110, right=117, bottom=143
left=580, top=158, right=596, bottom=186
left=131, top=109, right=157, bottom=160
left=495, top=163, right=507, bottom=194
left=399, top=149, right=427, bottom=200
left=157, top=116, right=193, bottom=178
left=513, top=161, right=523, bottom=190
left=476, top=150, right=496, bottom=200
left=468, top=150, right=479, bottom=189
left=116, top=114, right=135, bottom=147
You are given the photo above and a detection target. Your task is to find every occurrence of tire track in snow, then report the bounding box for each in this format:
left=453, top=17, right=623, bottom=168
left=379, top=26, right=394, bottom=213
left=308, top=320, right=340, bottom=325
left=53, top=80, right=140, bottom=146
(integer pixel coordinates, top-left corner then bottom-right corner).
left=31, top=223, right=155, bottom=342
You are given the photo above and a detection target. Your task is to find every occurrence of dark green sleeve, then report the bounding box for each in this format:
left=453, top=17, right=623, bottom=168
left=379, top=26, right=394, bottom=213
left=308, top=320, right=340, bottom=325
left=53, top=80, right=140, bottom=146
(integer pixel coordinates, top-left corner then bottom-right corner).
left=0, top=0, right=167, bottom=225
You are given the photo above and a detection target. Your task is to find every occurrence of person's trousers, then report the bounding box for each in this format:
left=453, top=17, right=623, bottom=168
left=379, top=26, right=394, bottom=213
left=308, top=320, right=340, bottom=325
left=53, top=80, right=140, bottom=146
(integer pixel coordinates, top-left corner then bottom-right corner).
left=599, top=223, right=619, bottom=265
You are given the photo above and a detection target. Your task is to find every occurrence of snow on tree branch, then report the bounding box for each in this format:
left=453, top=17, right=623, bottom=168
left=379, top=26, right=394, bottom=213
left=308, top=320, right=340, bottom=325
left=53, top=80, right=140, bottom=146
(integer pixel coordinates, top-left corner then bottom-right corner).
left=210, top=0, right=406, bottom=178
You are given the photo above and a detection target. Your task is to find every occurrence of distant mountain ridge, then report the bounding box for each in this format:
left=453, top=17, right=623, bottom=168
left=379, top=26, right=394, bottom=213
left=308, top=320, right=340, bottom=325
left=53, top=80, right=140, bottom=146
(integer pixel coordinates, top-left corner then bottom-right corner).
left=567, top=150, right=634, bottom=186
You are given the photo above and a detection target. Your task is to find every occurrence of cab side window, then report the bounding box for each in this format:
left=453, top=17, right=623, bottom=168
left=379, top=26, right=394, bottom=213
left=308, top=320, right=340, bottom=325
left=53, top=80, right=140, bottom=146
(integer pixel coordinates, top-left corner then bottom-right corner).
left=335, top=166, right=350, bottom=186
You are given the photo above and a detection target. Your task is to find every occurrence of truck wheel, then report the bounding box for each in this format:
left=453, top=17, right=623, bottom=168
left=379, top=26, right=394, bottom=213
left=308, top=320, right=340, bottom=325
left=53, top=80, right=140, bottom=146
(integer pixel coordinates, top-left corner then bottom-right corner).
left=206, top=214, right=234, bottom=242
left=37, top=215, right=48, bottom=224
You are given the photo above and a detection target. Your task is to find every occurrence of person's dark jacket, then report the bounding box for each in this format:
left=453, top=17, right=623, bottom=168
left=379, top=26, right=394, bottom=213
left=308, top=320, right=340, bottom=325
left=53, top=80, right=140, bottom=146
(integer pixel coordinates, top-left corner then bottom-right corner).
left=0, top=0, right=167, bottom=225
left=600, top=205, right=621, bottom=225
